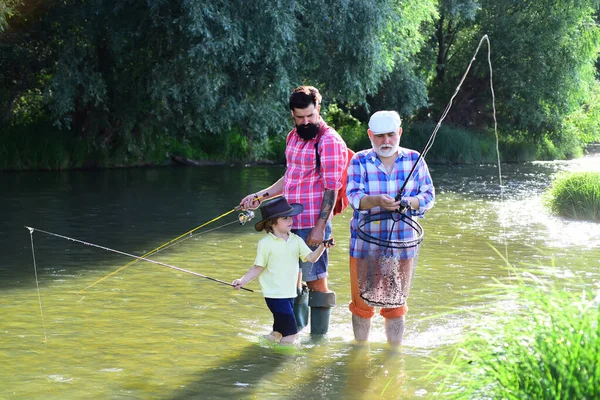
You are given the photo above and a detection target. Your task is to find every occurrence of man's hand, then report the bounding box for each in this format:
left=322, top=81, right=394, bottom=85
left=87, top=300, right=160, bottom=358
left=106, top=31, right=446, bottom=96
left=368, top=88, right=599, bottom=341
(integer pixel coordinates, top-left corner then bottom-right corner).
left=377, top=194, right=401, bottom=211
left=306, top=225, right=325, bottom=247
left=239, top=193, right=262, bottom=210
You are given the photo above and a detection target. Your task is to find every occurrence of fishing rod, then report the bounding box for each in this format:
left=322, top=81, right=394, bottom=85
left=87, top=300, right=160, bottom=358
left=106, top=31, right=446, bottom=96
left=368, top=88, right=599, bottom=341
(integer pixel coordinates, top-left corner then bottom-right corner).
left=26, top=226, right=254, bottom=292
left=80, top=193, right=271, bottom=292
left=395, top=35, right=495, bottom=203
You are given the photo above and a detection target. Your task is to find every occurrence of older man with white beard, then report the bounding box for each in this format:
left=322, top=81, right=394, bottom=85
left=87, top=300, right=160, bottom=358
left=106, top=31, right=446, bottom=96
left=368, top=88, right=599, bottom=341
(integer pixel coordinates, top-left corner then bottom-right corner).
left=345, top=110, right=435, bottom=346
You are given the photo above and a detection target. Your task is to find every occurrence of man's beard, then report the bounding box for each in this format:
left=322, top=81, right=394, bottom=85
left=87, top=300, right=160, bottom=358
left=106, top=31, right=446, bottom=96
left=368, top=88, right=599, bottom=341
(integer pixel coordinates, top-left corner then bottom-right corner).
left=296, top=123, right=320, bottom=140
left=372, top=141, right=399, bottom=158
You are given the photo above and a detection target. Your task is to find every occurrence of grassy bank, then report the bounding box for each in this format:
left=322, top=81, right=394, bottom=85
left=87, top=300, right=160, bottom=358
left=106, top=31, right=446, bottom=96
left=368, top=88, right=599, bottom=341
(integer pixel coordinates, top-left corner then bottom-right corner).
left=545, top=172, right=600, bottom=221
left=0, top=119, right=590, bottom=171
left=431, top=270, right=600, bottom=399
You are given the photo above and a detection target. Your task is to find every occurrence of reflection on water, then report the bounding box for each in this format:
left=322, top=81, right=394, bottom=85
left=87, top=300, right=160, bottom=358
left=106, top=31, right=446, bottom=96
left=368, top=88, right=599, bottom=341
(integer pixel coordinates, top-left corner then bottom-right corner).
left=1, top=154, right=599, bottom=399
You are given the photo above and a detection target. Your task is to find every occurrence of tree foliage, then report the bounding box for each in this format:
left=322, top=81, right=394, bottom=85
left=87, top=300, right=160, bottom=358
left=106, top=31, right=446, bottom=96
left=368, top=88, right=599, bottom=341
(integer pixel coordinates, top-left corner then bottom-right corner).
left=427, top=0, right=600, bottom=147
left=1, top=0, right=433, bottom=160
left=1, top=0, right=600, bottom=167
left=366, top=0, right=437, bottom=118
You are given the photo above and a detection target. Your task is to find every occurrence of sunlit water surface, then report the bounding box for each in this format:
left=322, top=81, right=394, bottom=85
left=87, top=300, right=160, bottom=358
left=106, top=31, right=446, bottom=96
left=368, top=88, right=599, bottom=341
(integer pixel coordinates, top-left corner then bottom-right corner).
left=1, top=153, right=599, bottom=399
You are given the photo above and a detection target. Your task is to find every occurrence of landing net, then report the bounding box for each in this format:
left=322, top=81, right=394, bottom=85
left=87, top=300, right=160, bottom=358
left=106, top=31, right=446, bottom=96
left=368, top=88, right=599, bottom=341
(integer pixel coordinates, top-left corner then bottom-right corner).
left=355, top=211, right=423, bottom=307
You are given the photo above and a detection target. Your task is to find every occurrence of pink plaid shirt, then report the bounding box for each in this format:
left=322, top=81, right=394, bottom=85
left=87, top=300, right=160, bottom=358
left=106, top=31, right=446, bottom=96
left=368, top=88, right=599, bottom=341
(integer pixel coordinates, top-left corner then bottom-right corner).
left=284, top=120, right=347, bottom=229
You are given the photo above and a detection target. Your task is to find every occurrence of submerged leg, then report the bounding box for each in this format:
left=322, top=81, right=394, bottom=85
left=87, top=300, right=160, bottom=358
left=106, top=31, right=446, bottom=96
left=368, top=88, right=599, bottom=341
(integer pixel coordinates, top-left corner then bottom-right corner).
left=384, top=316, right=405, bottom=347
left=279, top=334, right=297, bottom=345
left=351, top=314, right=371, bottom=343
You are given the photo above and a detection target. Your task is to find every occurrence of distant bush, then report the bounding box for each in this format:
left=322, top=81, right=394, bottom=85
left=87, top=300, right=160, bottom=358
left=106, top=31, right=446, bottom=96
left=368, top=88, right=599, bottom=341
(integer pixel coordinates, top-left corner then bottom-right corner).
left=402, top=122, right=498, bottom=164
left=545, top=171, right=600, bottom=221
left=324, top=103, right=370, bottom=151
left=326, top=109, right=501, bottom=163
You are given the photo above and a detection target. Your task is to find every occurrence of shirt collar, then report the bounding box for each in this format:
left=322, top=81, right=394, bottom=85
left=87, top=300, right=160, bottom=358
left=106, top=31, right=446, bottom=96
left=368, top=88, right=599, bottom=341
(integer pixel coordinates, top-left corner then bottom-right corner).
left=268, top=232, right=290, bottom=241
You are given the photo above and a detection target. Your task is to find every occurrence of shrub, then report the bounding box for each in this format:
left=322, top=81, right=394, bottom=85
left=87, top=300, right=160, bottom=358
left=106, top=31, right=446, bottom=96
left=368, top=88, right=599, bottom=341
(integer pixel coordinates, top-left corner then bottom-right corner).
left=403, top=122, right=498, bottom=164
left=431, top=270, right=600, bottom=399
left=323, top=103, right=370, bottom=151
left=545, top=172, right=600, bottom=221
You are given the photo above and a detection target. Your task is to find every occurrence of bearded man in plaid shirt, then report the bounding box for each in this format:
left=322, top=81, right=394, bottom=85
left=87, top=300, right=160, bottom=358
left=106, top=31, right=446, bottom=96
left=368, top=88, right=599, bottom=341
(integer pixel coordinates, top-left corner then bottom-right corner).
left=240, top=86, right=348, bottom=335
left=346, top=110, right=435, bottom=346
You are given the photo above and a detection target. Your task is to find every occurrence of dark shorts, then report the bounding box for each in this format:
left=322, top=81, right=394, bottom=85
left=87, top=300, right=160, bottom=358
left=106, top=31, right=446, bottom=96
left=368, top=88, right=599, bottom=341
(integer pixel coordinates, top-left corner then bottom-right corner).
left=293, top=221, right=332, bottom=282
left=265, top=297, right=298, bottom=337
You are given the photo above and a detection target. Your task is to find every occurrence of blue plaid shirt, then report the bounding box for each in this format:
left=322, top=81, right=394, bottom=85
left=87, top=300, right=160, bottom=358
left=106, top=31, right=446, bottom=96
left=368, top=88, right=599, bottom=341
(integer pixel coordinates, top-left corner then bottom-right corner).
left=346, top=148, right=435, bottom=259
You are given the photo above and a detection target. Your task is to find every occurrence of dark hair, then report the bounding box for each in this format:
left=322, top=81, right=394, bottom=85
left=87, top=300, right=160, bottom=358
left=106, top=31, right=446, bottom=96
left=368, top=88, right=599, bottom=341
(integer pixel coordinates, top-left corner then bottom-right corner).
left=263, top=218, right=276, bottom=233
left=288, top=86, right=322, bottom=110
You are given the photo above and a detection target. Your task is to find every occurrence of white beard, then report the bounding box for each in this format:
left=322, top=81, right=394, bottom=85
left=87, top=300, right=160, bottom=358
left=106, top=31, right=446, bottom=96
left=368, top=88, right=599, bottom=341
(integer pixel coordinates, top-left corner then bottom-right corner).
left=372, top=141, right=399, bottom=158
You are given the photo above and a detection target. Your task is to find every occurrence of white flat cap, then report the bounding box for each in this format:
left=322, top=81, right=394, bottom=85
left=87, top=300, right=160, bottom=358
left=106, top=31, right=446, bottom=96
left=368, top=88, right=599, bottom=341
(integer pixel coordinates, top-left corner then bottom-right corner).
left=368, top=111, right=402, bottom=134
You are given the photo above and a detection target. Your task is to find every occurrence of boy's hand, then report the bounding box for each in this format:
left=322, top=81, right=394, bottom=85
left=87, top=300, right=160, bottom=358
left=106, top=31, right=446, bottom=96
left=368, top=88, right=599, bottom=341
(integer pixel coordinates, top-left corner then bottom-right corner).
left=232, top=279, right=244, bottom=290
left=322, top=238, right=335, bottom=248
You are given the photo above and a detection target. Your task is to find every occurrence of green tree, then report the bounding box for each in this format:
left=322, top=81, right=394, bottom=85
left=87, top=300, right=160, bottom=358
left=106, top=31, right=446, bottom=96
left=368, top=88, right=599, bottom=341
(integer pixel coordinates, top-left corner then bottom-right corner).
left=0, top=0, right=19, bottom=32
left=428, top=0, right=600, bottom=150
left=2, top=0, right=421, bottom=162
left=432, top=0, right=478, bottom=85
left=366, top=0, right=437, bottom=118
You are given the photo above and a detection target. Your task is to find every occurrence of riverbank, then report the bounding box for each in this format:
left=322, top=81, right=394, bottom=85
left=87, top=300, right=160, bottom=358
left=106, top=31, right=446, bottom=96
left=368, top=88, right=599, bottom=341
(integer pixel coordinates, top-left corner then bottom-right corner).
left=1, top=122, right=594, bottom=171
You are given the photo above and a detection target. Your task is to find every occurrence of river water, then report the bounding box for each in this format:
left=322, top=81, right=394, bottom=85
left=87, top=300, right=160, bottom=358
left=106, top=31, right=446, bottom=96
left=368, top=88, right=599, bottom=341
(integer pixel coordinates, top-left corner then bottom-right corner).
left=1, top=154, right=599, bottom=399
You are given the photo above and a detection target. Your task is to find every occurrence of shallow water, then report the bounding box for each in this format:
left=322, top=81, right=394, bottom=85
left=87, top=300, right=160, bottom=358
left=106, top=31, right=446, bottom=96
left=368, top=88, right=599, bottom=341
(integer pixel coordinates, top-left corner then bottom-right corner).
left=1, top=154, right=599, bottom=399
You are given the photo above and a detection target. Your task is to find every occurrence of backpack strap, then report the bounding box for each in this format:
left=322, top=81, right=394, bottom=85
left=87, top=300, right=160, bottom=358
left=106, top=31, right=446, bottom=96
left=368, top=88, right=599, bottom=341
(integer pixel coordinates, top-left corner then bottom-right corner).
left=313, top=123, right=328, bottom=172
left=288, top=123, right=327, bottom=172
left=315, top=142, right=321, bottom=171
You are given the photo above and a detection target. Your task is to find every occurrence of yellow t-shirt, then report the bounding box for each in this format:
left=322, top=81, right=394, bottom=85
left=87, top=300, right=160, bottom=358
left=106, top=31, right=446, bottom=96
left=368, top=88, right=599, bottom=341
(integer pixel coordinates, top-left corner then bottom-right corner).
left=254, top=232, right=312, bottom=298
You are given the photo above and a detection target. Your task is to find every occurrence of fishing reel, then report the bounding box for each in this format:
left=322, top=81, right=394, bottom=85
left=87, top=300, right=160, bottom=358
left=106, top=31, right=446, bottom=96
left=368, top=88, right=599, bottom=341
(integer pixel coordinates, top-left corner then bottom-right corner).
left=397, top=199, right=410, bottom=215
left=323, top=238, right=335, bottom=246
left=393, top=192, right=411, bottom=215
left=238, top=210, right=255, bottom=225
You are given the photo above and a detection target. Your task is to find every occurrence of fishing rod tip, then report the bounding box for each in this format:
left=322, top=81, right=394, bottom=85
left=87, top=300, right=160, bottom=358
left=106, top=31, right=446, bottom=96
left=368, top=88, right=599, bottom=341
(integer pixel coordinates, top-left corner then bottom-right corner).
left=25, top=226, right=34, bottom=233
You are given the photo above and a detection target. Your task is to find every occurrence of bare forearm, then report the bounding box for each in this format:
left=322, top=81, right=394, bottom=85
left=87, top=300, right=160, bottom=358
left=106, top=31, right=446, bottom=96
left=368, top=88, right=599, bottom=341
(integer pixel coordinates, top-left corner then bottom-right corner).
left=256, top=177, right=284, bottom=200
left=318, top=189, right=336, bottom=221
left=305, top=243, right=326, bottom=263
left=240, top=177, right=284, bottom=209
left=358, top=195, right=382, bottom=210
left=238, top=266, right=264, bottom=286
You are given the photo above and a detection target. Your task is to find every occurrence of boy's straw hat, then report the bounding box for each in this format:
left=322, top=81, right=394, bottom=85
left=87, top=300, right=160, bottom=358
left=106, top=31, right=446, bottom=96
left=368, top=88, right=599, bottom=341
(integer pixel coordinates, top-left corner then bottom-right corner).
left=255, top=197, right=304, bottom=231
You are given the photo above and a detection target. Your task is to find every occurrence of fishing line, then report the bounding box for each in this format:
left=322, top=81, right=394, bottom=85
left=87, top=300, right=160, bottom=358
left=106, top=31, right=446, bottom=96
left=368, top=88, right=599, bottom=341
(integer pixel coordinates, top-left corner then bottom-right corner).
left=79, top=217, right=239, bottom=293
left=27, top=227, right=48, bottom=343
left=425, top=35, right=508, bottom=265
left=26, top=226, right=254, bottom=292
left=389, top=34, right=508, bottom=264
left=397, top=35, right=498, bottom=195
left=151, top=218, right=239, bottom=254
left=80, top=193, right=271, bottom=292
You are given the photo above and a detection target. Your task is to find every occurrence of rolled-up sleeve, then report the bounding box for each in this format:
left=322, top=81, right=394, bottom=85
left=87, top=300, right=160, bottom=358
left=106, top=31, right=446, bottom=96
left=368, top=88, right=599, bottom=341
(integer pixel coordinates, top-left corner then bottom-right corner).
left=346, top=153, right=368, bottom=213
left=411, top=158, right=435, bottom=216
left=319, top=134, right=347, bottom=191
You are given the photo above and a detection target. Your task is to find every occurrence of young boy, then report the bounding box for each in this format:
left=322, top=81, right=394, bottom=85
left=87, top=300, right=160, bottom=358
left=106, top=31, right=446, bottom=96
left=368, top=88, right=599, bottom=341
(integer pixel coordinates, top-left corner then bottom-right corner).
left=232, top=197, right=333, bottom=345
